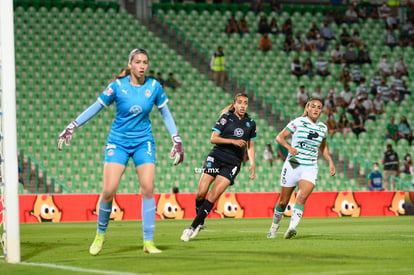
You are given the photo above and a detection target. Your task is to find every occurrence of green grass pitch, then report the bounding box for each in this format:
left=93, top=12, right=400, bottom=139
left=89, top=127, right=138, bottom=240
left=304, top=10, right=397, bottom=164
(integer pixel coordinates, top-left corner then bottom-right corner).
left=1, top=216, right=413, bottom=274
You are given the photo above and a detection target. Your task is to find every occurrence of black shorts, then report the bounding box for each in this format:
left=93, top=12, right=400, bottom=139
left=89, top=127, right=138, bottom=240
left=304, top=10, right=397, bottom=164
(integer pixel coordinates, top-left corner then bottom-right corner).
left=202, top=154, right=241, bottom=185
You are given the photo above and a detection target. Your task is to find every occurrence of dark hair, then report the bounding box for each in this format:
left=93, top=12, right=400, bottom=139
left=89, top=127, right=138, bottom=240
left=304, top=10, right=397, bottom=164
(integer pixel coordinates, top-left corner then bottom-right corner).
left=220, top=93, right=249, bottom=115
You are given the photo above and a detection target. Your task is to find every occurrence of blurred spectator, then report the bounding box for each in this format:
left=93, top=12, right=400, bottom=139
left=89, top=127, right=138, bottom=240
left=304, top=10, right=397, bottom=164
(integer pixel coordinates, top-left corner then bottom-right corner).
left=258, top=33, right=272, bottom=52
left=357, top=44, right=371, bottom=64
left=264, top=143, right=275, bottom=167
left=238, top=16, right=250, bottom=37
left=397, top=116, right=413, bottom=145
left=331, top=44, right=343, bottom=64
left=297, top=85, right=309, bottom=108
left=311, top=86, right=324, bottom=101
left=320, top=22, right=336, bottom=41
left=373, top=92, right=385, bottom=116
left=339, top=84, right=353, bottom=109
left=369, top=71, right=382, bottom=96
left=258, top=15, right=270, bottom=35
left=156, top=72, right=165, bottom=87
left=269, top=17, right=280, bottom=35
left=282, top=18, right=293, bottom=36
left=291, top=57, right=305, bottom=79
left=340, top=64, right=352, bottom=85
left=316, top=36, right=328, bottom=52
left=315, top=53, right=330, bottom=77
left=378, top=2, right=391, bottom=19
left=391, top=72, right=411, bottom=98
left=165, top=72, right=180, bottom=90
left=172, top=186, right=179, bottom=194
left=385, top=12, right=400, bottom=31
left=356, top=79, right=368, bottom=96
left=210, top=46, right=226, bottom=87
left=304, top=32, right=317, bottom=52
left=357, top=4, right=368, bottom=20
left=369, top=6, right=380, bottom=19
left=18, top=166, right=24, bottom=185
left=325, top=112, right=338, bottom=137
left=352, top=29, right=362, bottom=48
left=390, top=84, right=404, bottom=103
left=377, top=78, right=393, bottom=103
left=343, top=44, right=358, bottom=64
left=303, top=57, right=314, bottom=78
left=350, top=64, right=364, bottom=84
left=148, top=70, right=155, bottom=78
left=283, top=33, right=295, bottom=53
left=382, top=144, right=399, bottom=191
left=403, top=153, right=412, bottom=174
left=337, top=112, right=353, bottom=137
left=225, top=14, right=239, bottom=36
left=361, top=92, right=376, bottom=120
left=340, top=28, right=353, bottom=46
left=385, top=115, right=399, bottom=142
left=294, top=33, right=304, bottom=52
left=351, top=108, right=366, bottom=137
left=377, top=55, right=393, bottom=78
left=324, top=9, right=335, bottom=24
left=368, top=162, right=384, bottom=191
left=270, top=0, right=283, bottom=14
left=384, top=29, right=398, bottom=49
left=324, top=87, right=338, bottom=115
left=393, top=57, right=408, bottom=76
left=251, top=0, right=264, bottom=14
left=344, top=5, right=359, bottom=25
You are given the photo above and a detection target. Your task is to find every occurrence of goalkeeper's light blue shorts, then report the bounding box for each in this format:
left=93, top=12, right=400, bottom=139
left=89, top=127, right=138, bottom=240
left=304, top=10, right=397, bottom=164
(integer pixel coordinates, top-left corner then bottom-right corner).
left=104, top=139, right=156, bottom=167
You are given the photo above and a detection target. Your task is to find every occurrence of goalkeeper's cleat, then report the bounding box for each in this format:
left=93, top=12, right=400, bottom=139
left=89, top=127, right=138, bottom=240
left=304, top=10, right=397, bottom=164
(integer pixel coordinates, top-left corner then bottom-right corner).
left=284, top=228, right=297, bottom=239
left=267, top=223, right=279, bottom=239
left=190, top=224, right=204, bottom=239
left=89, top=233, right=105, bottom=256
left=143, top=240, right=162, bottom=254
left=180, top=227, right=194, bottom=242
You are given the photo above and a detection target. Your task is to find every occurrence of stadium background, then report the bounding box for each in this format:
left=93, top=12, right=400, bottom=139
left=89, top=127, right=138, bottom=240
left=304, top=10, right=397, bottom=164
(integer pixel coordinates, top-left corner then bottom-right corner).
left=10, top=0, right=414, bottom=197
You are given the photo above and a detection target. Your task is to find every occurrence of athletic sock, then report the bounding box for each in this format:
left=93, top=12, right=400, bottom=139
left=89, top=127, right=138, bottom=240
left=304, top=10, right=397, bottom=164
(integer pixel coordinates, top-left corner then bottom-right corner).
left=272, top=205, right=286, bottom=225
left=288, top=204, right=304, bottom=229
left=142, top=198, right=156, bottom=241
left=191, top=200, right=214, bottom=229
left=97, top=200, right=112, bottom=234
left=195, top=199, right=204, bottom=215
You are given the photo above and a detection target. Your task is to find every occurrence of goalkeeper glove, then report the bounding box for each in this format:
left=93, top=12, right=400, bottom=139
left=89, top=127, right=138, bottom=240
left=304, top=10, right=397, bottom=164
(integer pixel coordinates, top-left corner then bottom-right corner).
left=170, top=134, right=184, bottom=165
left=57, top=121, right=78, bottom=151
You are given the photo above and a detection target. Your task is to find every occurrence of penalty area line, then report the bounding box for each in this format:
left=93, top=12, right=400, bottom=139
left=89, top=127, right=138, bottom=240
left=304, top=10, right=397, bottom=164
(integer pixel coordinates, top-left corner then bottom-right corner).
left=18, top=261, right=150, bottom=275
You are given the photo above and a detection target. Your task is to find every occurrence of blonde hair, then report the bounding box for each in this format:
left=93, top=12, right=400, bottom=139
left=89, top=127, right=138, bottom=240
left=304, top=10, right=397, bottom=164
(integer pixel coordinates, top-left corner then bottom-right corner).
left=302, top=98, right=323, bottom=117
left=220, top=92, right=248, bottom=115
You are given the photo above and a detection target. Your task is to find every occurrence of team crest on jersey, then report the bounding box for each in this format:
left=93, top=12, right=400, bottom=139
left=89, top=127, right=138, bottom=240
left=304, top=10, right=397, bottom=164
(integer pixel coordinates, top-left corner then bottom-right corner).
left=103, top=86, right=113, bottom=96
left=220, top=118, right=227, bottom=125
left=234, top=128, right=244, bottom=137
left=130, top=105, right=143, bottom=116
left=108, top=149, right=114, bottom=156
left=145, top=90, right=151, bottom=97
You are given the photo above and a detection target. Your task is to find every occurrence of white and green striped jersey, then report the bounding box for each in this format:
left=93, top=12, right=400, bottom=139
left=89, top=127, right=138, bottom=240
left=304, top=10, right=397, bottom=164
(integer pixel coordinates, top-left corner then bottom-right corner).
left=285, top=116, right=328, bottom=166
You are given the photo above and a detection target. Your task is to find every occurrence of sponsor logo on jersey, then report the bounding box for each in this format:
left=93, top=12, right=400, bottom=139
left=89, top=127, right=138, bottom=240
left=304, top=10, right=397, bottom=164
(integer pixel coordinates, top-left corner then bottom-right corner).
left=206, top=156, right=214, bottom=163
left=234, top=128, right=244, bottom=137
left=145, top=90, right=151, bottom=97
left=130, top=105, right=143, bottom=116
left=220, top=118, right=227, bottom=125
left=246, top=122, right=250, bottom=127
left=103, top=86, right=113, bottom=96
left=121, top=89, right=128, bottom=94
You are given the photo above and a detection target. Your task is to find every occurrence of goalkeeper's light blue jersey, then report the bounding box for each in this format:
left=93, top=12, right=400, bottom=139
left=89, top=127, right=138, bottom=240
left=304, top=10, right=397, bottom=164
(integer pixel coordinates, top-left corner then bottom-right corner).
left=98, top=75, right=168, bottom=144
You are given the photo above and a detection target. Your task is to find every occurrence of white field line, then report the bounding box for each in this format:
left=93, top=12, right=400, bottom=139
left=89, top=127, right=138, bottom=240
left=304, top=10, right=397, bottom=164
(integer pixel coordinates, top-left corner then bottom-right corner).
left=18, top=261, right=151, bottom=275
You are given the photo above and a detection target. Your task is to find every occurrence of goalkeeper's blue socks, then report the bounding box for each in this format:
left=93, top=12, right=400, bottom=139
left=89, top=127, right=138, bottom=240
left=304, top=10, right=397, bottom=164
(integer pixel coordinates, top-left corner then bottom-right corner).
left=97, top=200, right=112, bottom=234
left=142, top=198, right=156, bottom=241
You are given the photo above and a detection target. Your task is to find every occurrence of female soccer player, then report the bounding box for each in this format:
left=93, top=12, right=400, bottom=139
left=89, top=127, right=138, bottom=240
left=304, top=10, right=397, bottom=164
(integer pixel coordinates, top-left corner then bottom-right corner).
left=180, top=93, right=256, bottom=242
left=267, top=98, right=335, bottom=239
left=57, top=48, right=184, bottom=255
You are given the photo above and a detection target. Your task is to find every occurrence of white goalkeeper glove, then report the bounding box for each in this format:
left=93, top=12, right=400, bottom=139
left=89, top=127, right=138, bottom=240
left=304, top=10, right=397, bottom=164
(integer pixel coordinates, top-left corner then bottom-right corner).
left=169, top=134, right=184, bottom=165
left=57, top=121, right=78, bottom=151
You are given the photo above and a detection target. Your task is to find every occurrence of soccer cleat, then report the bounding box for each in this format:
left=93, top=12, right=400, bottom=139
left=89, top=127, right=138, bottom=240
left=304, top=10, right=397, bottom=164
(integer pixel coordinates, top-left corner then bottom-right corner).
left=143, top=240, right=162, bottom=254
left=180, top=227, right=194, bottom=242
left=190, top=224, right=205, bottom=239
left=284, top=228, right=297, bottom=239
left=267, top=223, right=279, bottom=239
left=89, top=233, right=105, bottom=256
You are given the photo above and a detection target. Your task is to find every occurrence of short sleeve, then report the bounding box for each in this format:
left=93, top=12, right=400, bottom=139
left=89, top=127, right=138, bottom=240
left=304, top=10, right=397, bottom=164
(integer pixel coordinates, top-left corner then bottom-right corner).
left=250, top=120, right=257, bottom=140
left=98, top=81, right=117, bottom=107
left=285, top=118, right=298, bottom=134
left=212, top=113, right=229, bottom=134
